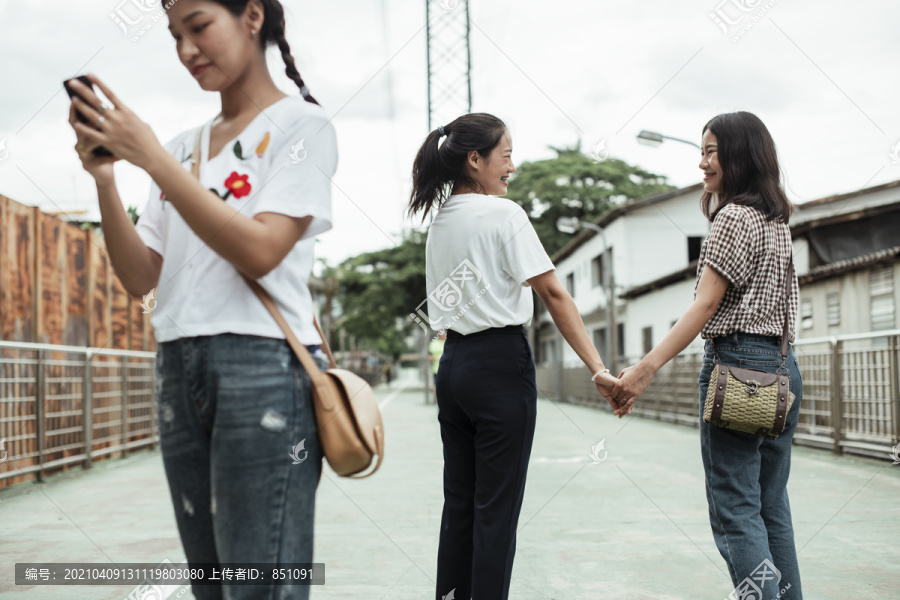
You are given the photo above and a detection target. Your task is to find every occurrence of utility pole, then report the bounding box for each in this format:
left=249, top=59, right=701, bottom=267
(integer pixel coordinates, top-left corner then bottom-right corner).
left=422, top=0, right=473, bottom=402
left=555, top=217, right=618, bottom=375
left=425, top=0, right=472, bottom=131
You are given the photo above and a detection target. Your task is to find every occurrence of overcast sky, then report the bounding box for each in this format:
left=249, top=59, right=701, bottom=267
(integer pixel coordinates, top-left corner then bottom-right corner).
left=1, top=0, right=898, bottom=268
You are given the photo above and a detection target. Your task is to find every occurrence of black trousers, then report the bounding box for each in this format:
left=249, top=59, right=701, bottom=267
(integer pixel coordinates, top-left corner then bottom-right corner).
left=434, top=325, right=537, bottom=600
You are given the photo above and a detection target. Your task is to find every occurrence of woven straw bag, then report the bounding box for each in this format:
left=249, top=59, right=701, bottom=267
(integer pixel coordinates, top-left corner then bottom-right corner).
left=702, top=261, right=796, bottom=439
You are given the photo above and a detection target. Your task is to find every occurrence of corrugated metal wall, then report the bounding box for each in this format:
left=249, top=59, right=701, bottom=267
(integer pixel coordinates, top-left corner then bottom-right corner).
left=1, top=194, right=154, bottom=349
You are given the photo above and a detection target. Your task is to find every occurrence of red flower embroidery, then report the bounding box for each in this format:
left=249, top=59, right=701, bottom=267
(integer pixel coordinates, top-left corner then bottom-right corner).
left=223, top=172, right=251, bottom=199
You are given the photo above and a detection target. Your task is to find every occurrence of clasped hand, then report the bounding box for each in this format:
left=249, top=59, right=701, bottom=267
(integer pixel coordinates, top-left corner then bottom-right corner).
left=592, top=362, right=656, bottom=419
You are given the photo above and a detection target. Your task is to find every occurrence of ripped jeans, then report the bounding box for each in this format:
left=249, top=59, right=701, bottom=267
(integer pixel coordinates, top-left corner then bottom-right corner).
left=155, top=334, right=325, bottom=600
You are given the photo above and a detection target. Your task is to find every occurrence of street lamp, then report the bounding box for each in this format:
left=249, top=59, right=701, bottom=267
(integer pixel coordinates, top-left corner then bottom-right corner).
left=555, top=217, right=617, bottom=376
left=637, top=130, right=701, bottom=150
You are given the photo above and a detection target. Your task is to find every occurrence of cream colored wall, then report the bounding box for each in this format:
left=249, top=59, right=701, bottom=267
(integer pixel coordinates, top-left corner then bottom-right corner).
left=798, top=261, right=900, bottom=339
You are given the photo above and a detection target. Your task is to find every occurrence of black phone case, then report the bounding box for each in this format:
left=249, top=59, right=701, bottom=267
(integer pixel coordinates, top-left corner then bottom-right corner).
left=64, top=76, right=113, bottom=157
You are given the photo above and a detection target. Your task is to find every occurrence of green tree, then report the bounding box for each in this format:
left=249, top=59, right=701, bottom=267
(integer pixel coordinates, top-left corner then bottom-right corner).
left=505, top=143, right=673, bottom=255
left=330, top=230, right=427, bottom=359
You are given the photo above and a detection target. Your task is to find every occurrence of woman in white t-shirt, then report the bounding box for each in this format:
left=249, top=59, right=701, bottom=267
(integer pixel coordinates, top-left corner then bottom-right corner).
left=67, top=2, right=334, bottom=598
left=407, top=113, right=620, bottom=600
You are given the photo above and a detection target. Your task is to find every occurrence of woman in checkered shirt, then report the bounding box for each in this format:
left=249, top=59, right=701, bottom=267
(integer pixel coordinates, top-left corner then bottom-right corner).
left=612, top=112, right=803, bottom=599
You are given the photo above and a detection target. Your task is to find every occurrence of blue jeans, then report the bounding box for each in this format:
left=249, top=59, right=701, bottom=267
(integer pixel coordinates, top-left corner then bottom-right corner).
left=155, top=334, right=325, bottom=600
left=699, top=333, right=803, bottom=600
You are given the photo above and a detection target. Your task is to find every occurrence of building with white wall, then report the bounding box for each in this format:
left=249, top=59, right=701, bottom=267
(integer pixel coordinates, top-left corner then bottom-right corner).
left=535, top=183, right=710, bottom=371
left=611, top=179, right=900, bottom=352
left=620, top=261, right=704, bottom=361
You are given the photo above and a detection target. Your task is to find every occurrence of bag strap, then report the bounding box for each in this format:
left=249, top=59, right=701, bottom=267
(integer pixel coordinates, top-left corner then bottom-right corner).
left=779, top=258, right=795, bottom=360
left=190, top=124, right=202, bottom=179
left=189, top=127, right=337, bottom=381
left=311, top=317, right=338, bottom=369
left=706, top=249, right=795, bottom=363
left=245, top=278, right=334, bottom=378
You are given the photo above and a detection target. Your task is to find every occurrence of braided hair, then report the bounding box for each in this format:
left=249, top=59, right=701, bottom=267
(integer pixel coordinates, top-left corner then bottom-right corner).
left=255, top=0, right=319, bottom=105
left=181, top=0, right=319, bottom=105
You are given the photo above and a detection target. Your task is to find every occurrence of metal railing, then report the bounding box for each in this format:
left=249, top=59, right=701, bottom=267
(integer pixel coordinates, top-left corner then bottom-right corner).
left=0, top=341, right=157, bottom=487
left=536, top=330, right=900, bottom=460
left=3, top=329, right=896, bottom=488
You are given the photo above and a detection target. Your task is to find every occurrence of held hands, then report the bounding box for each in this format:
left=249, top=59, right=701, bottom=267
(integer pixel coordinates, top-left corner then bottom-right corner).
left=68, top=73, right=162, bottom=178
left=590, top=361, right=658, bottom=418
left=592, top=370, right=621, bottom=411
left=611, top=362, right=656, bottom=418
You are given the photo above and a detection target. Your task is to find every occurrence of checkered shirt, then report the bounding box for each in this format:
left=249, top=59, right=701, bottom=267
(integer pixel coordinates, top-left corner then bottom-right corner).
left=695, top=203, right=799, bottom=341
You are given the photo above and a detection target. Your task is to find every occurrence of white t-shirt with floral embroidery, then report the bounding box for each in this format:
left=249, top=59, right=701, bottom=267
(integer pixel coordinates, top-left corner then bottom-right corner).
left=135, top=95, right=337, bottom=345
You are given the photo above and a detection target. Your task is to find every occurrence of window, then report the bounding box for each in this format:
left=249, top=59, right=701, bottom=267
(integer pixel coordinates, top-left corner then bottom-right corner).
left=593, top=328, right=607, bottom=356
left=540, top=340, right=556, bottom=365
left=826, top=293, right=841, bottom=327
left=565, top=273, right=575, bottom=296
left=617, top=323, right=625, bottom=358
left=800, top=300, right=813, bottom=330
left=870, top=267, right=895, bottom=331
left=591, top=254, right=604, bottom=287
left=642, top=326, right=653, bottom=354
left=592, top=247, right=613, bottom=287
left=688, top=236, right=703, bottom=263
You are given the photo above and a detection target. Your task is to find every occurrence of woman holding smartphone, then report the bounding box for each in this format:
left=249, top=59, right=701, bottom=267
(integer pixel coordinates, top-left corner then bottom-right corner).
left=613, top=112, right=803, bottom=598
left=407, top=112, right=619, bottom=600
left=67, top=1, right=335, bottom=598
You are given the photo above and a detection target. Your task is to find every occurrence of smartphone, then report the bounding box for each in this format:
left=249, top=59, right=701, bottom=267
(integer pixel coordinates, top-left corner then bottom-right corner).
left=63, top=75, right=113, bottom=157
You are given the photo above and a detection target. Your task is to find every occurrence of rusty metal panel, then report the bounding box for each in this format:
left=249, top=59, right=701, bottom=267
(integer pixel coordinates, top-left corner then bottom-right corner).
left=38, top=210, right=63, bottom=345
left=91, top=245, right=111, bottom=349
left=0, top=196, right=36, bottom=342
left=2, top=195, right=157, bottom=350
left=64, top=223, right=89, bottom=347
left=111, top=277, right=129, bottom=350
left=144, top=310, right=156, bottom=352
left=130, top=296, right=146, bottom=350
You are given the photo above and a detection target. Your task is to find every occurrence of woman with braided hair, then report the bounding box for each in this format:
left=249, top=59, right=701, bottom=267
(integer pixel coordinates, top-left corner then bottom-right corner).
left=66, top=1, right=335, bottom=598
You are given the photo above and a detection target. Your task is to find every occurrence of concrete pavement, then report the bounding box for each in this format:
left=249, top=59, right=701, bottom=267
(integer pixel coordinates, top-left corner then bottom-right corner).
left=1, top=382, right=898, bottom=599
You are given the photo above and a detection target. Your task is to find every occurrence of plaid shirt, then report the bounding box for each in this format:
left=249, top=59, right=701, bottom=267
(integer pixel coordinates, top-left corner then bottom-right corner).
left=695, top=203, right=799, bottom=341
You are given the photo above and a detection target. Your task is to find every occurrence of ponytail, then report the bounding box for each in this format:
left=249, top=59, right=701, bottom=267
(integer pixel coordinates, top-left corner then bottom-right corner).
left=407, top=113, right=507, bottom=221
left=408, top=127, right=448, bottom=220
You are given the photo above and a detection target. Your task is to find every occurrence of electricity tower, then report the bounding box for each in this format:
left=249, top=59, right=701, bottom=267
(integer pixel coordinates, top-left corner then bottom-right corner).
left=425, top=0, right=472, bottom=131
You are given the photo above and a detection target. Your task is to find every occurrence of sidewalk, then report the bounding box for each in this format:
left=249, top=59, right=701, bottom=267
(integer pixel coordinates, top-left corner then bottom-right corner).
left=1, top=382, right=898, bottom=599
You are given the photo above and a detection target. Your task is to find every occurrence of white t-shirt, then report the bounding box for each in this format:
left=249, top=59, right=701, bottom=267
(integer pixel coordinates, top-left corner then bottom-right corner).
left=135, top=96, right=337, bottom=345
left=424, top=193, right=555, bottom=335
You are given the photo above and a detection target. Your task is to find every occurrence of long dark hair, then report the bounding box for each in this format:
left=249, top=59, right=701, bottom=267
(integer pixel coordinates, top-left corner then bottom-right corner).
left=700, top=111, right=791, bottom=222
left=170, top=0, right=319, bottom=105
left=407, top=112, right=508, bottom=221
